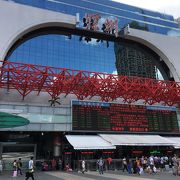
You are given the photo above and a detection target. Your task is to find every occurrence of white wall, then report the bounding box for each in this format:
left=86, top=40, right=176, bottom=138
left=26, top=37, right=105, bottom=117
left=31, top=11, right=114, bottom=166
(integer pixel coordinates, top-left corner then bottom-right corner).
left=0, top=0, right=76, bottom=61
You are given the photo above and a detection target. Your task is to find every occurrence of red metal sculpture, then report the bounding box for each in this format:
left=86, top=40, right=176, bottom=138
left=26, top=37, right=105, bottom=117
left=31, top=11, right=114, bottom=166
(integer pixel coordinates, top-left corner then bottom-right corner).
left=0, top=61, right=179, bottom=106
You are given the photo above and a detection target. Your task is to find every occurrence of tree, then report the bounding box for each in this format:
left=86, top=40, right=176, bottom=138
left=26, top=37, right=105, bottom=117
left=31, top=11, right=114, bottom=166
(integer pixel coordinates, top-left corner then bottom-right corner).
left=48, top=97, right=61, bottom=107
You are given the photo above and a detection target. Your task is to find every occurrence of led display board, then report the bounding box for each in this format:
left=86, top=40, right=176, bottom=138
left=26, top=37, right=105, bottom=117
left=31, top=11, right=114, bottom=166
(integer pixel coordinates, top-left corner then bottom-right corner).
left=72, top=101, right=179, bottom=133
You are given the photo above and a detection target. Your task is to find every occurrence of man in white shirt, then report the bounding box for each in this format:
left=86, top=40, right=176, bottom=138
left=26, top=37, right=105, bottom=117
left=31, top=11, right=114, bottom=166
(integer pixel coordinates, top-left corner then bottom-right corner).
left=122, top=157, right=128, bottom=172
left=26, top=157, right=34, bottom=180
left=149, top=156, right=154, bottom=173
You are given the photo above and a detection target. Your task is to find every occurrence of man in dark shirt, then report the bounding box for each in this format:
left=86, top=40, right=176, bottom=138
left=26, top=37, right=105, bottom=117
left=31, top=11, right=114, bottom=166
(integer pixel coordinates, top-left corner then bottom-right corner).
left=17, top=158, right=23, bottom=175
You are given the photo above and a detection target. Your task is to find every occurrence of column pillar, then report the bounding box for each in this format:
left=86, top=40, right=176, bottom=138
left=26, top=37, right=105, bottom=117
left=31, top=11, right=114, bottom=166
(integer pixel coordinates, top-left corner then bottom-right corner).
left=53, top=133, right=61, bottom=157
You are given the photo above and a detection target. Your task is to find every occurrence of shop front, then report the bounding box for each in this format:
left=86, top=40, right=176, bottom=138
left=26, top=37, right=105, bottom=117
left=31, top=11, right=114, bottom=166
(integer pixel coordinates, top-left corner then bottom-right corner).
left=64, top=135, right=116, bottom=171
left=63, top=134, right=177, bottom=171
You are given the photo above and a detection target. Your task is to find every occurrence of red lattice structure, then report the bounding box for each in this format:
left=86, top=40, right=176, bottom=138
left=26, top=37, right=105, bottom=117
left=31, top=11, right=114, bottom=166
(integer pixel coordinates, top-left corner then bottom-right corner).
left=0, top=61, right=180, bottom=106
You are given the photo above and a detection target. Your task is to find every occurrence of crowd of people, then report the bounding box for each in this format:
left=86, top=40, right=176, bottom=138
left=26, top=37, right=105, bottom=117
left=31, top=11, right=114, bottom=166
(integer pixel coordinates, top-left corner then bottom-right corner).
left=0, top=154, right=180, bottom=178
left=76, top=154, right=179, bottom=176
left=122, top=154, right=180, bottom=176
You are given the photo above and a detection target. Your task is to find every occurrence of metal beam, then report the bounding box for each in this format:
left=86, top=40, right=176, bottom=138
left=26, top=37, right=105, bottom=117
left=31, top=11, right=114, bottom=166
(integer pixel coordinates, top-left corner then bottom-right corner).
left=0, top=61, right=179, bottom=106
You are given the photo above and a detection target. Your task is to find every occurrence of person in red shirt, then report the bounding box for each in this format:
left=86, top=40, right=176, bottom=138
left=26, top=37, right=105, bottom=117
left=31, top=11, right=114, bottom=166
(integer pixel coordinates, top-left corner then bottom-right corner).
left=107, top=157, right=112, bottom=170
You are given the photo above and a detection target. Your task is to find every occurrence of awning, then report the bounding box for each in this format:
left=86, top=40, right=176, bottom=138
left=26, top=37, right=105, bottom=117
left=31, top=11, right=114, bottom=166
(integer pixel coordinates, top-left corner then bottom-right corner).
left=99, top=134, right=174, bottom=146
left=165, top=137, right=180, bottom=149
left=65, top=135, right=116, bottom=150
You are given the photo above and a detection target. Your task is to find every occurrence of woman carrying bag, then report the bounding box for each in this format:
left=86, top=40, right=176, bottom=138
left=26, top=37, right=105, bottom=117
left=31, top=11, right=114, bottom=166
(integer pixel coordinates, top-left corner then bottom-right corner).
left=12, top=160, right=18, bottom=177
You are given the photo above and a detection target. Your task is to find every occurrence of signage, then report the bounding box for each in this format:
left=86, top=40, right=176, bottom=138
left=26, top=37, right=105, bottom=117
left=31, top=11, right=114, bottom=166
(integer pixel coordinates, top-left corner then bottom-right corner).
left=150, top=150, right=161, bottom=154
left=72, top=101, right=179, bottom=133
left=80, top=13, right=118, bottom=37
left=64, top=152, right=72, bottom=155
left=81, top=152, right=94, bottom=154
left=103, top=151, right=114, bottom=154
left=132, top=150, right=143, bottom=154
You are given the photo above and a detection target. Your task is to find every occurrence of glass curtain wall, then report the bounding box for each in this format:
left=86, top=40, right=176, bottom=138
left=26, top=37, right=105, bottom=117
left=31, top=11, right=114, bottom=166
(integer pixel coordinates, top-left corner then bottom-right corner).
left=7, top=0, right=171, bottom=78
left=8, top=34, right=117, bottom=74
left=12, top=0, right=180, bottom=35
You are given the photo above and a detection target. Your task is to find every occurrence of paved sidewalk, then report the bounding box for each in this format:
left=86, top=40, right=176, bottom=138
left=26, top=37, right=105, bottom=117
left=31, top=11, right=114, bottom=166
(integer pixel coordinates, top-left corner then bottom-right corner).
left=0, top=171, right=179, bottom=180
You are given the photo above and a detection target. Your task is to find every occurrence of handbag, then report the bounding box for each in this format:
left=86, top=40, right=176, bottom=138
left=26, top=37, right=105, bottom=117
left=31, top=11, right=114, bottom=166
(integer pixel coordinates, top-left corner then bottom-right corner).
left=13, top=170, right=17, bottom=177
left=29, top=168, right=34, bottom=173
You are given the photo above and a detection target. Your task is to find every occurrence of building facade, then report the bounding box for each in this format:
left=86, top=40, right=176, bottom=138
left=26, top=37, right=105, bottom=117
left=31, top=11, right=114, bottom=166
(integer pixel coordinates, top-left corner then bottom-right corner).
left=0, top=0, right=180, bottom=169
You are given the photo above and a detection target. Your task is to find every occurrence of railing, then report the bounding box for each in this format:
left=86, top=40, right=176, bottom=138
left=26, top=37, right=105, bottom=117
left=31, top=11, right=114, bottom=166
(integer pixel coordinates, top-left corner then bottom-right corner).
left=1, top=160, right=49, bottom=171
left=73, top=159, right=123, bottom=171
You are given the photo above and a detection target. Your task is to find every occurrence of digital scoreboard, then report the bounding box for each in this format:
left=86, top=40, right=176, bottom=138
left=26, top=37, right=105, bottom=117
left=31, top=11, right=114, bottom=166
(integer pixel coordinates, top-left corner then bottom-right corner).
left=72, top=101, right=179, bottom=133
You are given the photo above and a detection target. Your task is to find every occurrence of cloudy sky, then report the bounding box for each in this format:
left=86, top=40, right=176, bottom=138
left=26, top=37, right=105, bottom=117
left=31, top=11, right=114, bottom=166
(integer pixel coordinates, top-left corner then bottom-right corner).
left=113, top=0, right=180, bottom=19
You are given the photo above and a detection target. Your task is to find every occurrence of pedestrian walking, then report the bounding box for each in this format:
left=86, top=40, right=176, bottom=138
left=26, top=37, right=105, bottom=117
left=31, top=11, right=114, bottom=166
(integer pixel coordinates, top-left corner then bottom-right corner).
left=81, top=160, right=86, bottom=173
left=97, top=157, right=104, bottom=174
left=122, top=157, right=128, bottom=172
left=135, top=157, right=141, bottom=175
left=149, top=156, right=154, bottom=173
left=172, top=154, right=179, bottom=176
left=25, top=157, right=35, bottom=180
left=17, top=158, right=23, bottom=175
left=127, top=159, right=132, bottom=174
left=160, top=156, right=165, bottom=172
left=12, top=160, right=18, bottom=177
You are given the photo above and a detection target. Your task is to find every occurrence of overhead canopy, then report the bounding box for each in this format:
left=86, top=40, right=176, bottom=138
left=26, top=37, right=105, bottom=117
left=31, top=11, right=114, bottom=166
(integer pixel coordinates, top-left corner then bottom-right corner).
left=66, top=135, right=116, bottom=150
left=99, top=134, right=174, bottom=146
left=0, top=112, right=29, bottom=128
left=165, top=137, right=180, bottom=149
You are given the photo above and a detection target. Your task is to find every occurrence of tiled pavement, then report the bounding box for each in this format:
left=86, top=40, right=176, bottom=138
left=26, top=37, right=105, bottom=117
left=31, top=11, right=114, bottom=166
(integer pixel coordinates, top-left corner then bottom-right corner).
left=0, top=170, right=179, bottom=180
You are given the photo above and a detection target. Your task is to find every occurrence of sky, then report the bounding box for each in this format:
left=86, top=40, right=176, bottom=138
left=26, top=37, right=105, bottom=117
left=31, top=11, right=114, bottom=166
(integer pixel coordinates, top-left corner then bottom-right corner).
left=112, top=0, right=180, bottom=19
